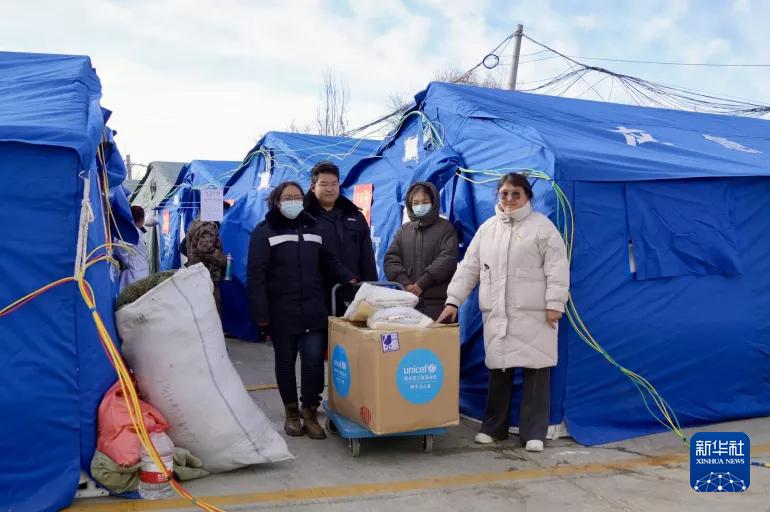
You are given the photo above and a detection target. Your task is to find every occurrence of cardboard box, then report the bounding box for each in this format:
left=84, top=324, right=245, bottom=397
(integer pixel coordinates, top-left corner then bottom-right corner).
left=327, top=317, right=460, bottom=435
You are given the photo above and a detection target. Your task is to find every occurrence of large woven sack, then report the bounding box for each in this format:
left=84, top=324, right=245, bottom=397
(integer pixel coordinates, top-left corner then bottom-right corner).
left=115, top=264, right=293, bottom=472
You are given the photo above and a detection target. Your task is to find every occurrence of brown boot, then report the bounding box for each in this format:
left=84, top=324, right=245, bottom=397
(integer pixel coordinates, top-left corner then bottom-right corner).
left=284, top=404, right=304, bottom=436
left=302, top=406, right=326, bottom=440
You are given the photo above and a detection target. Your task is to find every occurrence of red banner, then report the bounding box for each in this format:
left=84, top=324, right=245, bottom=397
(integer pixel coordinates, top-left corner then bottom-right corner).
left=353, top=184, right=373, bottom=226
left=162, top=210, right=170, bottom=234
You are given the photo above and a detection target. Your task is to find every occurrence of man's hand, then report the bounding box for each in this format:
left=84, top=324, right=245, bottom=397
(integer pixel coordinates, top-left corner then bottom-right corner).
left=405, top=283, right=423, bottom=297
left=436, top=305, right=458, bottom=324
left=546, top=309, right=563, bottom=329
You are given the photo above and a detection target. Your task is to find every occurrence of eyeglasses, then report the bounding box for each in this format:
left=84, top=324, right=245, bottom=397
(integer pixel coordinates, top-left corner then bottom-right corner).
left=281, top=195, right=304, bottom=202
left=498, top=191, right=523, bottom=200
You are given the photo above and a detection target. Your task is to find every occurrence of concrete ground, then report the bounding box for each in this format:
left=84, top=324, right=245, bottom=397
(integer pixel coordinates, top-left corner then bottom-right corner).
left=69, top=338, right=770, bottom=512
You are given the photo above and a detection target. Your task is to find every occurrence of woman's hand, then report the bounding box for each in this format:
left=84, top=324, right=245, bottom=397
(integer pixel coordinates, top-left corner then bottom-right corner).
left=546, top=309, right=563, bottom=328
left=405, top=283, right=423, bottom=297
left=436, top=304, right=458, bottom=324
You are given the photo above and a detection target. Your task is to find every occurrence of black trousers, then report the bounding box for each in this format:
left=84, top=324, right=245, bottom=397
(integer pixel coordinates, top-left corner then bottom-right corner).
left=480, top=367, right=550, bottom=444
left=271, top=330, right=326, bottom=408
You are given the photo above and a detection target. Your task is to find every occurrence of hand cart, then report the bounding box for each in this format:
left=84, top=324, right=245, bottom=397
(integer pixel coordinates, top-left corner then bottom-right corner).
left=325, top=281, right=448, bottom=457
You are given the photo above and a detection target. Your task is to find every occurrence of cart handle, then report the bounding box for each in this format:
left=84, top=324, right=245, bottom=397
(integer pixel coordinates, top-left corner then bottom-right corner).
left=331, top=281, right=405, bottom=317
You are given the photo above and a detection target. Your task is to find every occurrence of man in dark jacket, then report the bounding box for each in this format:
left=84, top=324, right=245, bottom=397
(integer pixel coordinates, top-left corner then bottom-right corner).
left=304, top=161, right=378, bottom=315
left=248, top=181, right=355, bottom=439
left=384, top=182, right=459, bottom=319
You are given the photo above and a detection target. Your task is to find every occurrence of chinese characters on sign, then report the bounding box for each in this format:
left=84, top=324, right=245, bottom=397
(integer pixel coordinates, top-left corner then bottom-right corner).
left=353, top=183, right=373, bottom=226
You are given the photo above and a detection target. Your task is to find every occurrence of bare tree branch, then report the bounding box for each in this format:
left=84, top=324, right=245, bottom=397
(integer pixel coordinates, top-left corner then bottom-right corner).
left=314, top=68, right=349, bottom=136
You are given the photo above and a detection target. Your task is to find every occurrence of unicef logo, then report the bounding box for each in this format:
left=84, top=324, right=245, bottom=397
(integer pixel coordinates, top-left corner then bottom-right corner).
left=331, top=345, right=350, bottom=397
left=396, top=349, right=443, bottom=405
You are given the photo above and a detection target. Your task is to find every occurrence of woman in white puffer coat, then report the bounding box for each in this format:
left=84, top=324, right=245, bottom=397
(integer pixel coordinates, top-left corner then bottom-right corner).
left=437, top=173, right=570, bottom=452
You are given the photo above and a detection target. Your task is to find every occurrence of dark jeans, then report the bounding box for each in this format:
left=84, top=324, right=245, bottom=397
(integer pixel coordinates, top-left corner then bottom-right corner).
left=271, top=330, right=326, bottom=408
left=480, top=367, right=551, bottom=444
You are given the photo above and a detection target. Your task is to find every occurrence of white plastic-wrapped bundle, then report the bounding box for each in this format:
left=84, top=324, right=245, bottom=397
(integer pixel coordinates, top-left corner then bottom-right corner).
left=366, top=307, right=434, bottom=330
left=344, top=283, right=419, bottom=321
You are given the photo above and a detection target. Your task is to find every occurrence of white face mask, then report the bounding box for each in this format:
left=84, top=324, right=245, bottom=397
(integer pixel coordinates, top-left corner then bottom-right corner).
left=280, top=200, right=304, bottom=219
left=412, top=203, right=432, bottom=218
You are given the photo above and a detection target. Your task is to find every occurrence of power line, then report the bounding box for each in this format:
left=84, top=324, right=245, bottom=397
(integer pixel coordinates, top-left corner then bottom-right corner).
left=343, top=32, right=517, bottom=137
left=568, top=56, right=770, bottom=67
left=519, top=34, right=770, bottom=117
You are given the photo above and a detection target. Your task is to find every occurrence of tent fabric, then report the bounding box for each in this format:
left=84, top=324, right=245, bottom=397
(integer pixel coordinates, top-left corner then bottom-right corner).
left=421, top=83, right=770, bottom=181
left=347, top=81, right=770, bottom=445
left=130, top=161, right=186, bottom=208
left=0, top=52, right=103, bottom=169
left=224, top=131, right=380, bottom=200
left=220, top=132, right=379, bottom=339
left=129, top=161, right=186, bottom=272
left=0, top=52, right=122, bottom=512
left=625, top=180, right=742, bottom=280
left=156, top=160, right=239, bottom=271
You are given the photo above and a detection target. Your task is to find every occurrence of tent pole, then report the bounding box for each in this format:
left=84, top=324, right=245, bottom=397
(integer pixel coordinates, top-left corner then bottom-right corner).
left=507, top=24, right=524, bottom=91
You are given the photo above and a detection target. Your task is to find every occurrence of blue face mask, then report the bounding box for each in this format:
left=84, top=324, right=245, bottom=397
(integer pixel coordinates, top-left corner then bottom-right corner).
left=412, top=203, right=432, bottom=218
left=280, top=200, right=304, bottom=219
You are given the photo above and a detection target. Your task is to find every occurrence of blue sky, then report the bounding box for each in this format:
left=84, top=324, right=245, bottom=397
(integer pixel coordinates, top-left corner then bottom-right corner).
left=2, top=0, right=768, bottom=170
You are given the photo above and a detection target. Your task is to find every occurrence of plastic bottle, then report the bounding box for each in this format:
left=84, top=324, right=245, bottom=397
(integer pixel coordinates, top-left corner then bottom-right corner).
left=224, top=253, right=233, bottom=281
left=138, top=431, right=175, bottom=500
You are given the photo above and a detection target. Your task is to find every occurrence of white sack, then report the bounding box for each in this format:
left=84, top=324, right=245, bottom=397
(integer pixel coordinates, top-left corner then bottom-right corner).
left=115, top=264, right=293, bottom=473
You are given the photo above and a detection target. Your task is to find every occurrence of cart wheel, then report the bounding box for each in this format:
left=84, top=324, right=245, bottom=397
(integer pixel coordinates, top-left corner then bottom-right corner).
left=422, top=434, right=434, bottom=453
left=325, top=418, right=339, bottom=434
left=349, top=438, right=361, bottom=457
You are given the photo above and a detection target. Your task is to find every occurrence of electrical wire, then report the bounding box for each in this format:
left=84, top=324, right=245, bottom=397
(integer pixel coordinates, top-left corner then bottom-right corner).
left=519, top=34, right=770, bottom=117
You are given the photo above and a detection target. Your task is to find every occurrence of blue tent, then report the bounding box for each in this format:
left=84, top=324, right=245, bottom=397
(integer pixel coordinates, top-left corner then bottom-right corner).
left=129, top=161, right=186, bottom=273
left=347, top=82, right=770, bottom=445
left=220, top=132, right=380, bottom=339
left=156, top=159, right=239, bottom=271
left=0, top=52, right=125, bottom=511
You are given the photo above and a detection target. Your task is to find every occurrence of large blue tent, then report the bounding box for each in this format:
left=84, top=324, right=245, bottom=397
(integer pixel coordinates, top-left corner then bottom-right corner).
left=220, top=132, right=380, bottom=339
left=0, top=52, right=125, bottom=511
left=155, top=159, right=239, bottom=271
left=346, top=82, right=770, bottom=445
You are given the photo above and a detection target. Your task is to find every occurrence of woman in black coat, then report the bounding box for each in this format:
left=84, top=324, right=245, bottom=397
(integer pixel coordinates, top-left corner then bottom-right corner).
left=248, top=181, right=355, bottom=439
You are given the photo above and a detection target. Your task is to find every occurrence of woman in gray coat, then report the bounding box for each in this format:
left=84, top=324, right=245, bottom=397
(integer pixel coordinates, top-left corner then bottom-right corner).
left=384, top=182, right=459, bottom=319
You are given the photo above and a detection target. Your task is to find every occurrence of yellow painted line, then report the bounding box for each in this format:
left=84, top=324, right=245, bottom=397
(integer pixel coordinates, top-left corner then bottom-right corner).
left=244, top=384, right=278, bottom=392
left=67, top=443, right=770, bottom=512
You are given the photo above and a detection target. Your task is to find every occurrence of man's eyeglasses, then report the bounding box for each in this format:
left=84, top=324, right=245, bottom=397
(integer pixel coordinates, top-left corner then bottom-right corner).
left=498, top=191, right=523, bottom=200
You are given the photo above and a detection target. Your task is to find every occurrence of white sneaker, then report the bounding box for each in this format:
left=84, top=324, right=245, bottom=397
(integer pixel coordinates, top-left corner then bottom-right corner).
left=474, top=432, right=495, bottom=444
left=525, top=440, right=544, bottom=452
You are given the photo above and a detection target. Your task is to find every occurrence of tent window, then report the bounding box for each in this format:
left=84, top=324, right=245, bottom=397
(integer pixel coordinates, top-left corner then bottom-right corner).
left=625, top=180, right=741, bottom=281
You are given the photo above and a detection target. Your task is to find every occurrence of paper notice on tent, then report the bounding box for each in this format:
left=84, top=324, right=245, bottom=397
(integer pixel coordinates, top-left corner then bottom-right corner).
left=353, top=184, right=373, bottom=226
left=327, top=317, right=460, bottom=435
left=201, top=187, right=224, bottom=221
left=403, top=135, right=419, bottom=162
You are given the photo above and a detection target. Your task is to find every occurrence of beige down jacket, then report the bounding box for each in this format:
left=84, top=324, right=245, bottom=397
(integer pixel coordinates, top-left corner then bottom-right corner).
left=446, top=202, right=570, bottom=369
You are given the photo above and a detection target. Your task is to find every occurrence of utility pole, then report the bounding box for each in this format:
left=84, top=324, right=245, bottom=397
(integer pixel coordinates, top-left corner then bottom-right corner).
left=125, top=153, right=133, bottom=179
left=507, top=24, right=524, bottom=91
